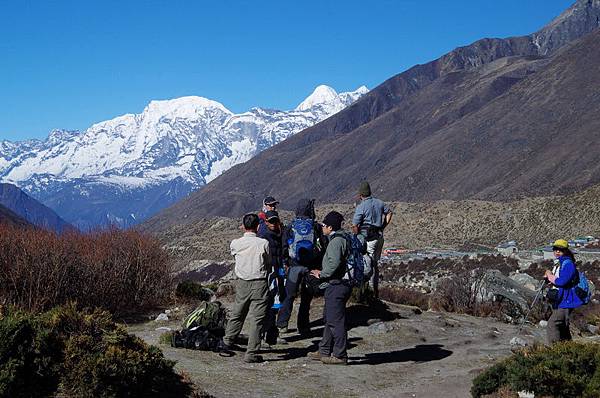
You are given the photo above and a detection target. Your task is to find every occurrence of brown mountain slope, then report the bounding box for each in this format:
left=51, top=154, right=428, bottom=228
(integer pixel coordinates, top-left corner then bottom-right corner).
left=143, top=1, right=600, bottom=232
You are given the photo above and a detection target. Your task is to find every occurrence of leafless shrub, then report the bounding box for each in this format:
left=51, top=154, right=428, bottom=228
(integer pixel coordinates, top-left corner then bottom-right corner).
left=430, top=269, right=506, bottom=318
left=0, top=223, right=173, bottom=315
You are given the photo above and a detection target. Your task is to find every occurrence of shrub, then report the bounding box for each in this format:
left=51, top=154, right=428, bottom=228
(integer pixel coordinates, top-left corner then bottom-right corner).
left=0, top=308, right=61, bottom=397
left=175, top=281, right=214, bottom=302
left=349, top=284, right=375, bottom=305
left=0, top=224, right=173, bottom=316
left=0, top=304, right=204, bottom=398
left=471, top=342, right=600, bottom=398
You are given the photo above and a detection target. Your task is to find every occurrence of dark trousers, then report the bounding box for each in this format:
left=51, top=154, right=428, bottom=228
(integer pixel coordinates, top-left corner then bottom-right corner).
left=262, top=290, right=279, bottom=344
left=277, top=266, right=312, bottom=330
left=319, top=281, right=352, bottom=359
left=547, top=307, right=573, bottom=344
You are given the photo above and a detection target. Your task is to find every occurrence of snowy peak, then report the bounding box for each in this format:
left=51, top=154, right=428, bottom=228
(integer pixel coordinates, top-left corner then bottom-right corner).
left=296, top=85, right=339, bottom=111
left=143, top=96, right=233, bottom=119
left=295, top=84, right=370, bottom=114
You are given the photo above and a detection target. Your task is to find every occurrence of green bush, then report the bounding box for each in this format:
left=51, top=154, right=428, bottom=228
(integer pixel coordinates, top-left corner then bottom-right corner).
left=471, top=342, right=600, bottom=398
left=0, top=304, right=204, bottom=398
left=176, top=280, right=214, bottom=302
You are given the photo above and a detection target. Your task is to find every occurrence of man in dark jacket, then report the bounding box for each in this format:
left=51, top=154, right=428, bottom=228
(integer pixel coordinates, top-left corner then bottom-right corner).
left=258, top=210, right=285, bottom=345
left=309, top=211, right=351, bottom=365
left=258, top=196, right=279, bottom=236
left=276, top=198, right=325, bottom=336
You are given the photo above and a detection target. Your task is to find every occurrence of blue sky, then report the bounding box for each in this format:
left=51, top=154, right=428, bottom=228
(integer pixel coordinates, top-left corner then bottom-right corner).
left=0, top=0, right=574, bottom=141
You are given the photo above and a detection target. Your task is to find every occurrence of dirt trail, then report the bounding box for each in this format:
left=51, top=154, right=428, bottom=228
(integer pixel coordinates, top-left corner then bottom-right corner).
left=129, top=299, right=546, bottom=398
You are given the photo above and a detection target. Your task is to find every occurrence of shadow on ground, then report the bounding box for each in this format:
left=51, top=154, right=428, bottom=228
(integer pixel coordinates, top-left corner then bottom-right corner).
left=349, top=344, right=453, bottom=365
left=347, top=300, right=400, bottom=329
left=267, top=336, right=363, bottom=361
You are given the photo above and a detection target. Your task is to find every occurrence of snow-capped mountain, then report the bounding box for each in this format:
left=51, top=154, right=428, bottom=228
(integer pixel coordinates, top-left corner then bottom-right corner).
left=0, top=85, right=368, bottom=229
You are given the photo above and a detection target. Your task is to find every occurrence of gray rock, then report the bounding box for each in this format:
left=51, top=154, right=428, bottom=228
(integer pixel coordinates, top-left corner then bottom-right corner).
left=588, top=324, right=599, bottom=335
left=479, top=270, right=538, bottom=317
left=510, top=337, right=528, bottom=348
left=368, top=322, right=395, bottom=334
left=518, top=391, right=535, bottom=398
left=539, top=320, right=548, bottom=328
left=155, top=313, right=169, bottom=322
left=155, top=326, right=172, bottom=331
left=509, top=272, right=540, bottom=292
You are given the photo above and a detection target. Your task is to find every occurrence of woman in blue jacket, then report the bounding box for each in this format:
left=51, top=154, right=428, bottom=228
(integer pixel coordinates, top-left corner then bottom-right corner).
left=543, top=239, right=584, bottom=344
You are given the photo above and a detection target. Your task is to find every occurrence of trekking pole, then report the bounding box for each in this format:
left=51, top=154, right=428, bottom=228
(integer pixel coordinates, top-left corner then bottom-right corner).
left=518, top=279, right=546, bottom=332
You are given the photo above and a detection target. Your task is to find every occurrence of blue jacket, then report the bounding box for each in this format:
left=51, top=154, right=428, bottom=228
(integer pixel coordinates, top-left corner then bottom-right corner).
left=553, top=255, right=584, bottom=309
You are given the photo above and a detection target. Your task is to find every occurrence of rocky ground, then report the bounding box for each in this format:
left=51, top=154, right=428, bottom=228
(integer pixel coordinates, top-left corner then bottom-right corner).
left=129, top=297, right=550, bottom=398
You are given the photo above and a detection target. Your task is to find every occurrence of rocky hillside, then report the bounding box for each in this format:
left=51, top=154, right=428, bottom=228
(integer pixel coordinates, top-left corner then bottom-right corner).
left=150, top=183, right=600, bottom=269
left=144, top=0, right=600, bottom=232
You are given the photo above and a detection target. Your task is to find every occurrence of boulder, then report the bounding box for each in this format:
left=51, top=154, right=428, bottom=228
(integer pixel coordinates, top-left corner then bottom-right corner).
left=509, top=272, right=540, bottom=292
left=478, top=270, right=537, bottom=316
left=155, top=313, right=169, bottom=322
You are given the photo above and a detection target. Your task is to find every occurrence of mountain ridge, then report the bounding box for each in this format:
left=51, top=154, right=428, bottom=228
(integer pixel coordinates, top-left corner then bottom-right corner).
left=0, top=85, right=367, bottom=229
left=142, top=0, right=600, bottom=232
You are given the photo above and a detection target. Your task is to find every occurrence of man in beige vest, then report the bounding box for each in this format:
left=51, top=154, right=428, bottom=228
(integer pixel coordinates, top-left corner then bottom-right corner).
left=223, top=213, right=271, bottom=363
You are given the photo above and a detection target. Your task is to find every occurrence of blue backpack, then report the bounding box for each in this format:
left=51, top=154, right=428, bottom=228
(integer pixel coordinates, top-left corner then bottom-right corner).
left=288, top=218, right=315, bottom=265
left=344, top=233, right=366, bottom=286
left=575, top=271, right=592, bottom=305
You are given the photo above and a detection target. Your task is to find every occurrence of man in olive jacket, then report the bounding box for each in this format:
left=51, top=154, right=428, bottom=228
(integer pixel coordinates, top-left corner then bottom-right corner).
left=309, top=211, right=351, bottom=365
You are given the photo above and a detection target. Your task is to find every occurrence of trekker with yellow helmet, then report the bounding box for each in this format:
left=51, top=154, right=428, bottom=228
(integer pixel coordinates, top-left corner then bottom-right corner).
left=543, top=239, right=584, bottom=344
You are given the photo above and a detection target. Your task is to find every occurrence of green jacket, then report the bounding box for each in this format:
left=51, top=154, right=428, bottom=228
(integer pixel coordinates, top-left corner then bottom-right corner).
left=320, top=230, right=349, bottom=281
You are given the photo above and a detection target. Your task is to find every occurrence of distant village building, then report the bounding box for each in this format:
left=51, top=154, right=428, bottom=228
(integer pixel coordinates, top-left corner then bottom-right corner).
left=497, top=241, right=518, bottom=257
left=541, top=246, right=555, bottom=260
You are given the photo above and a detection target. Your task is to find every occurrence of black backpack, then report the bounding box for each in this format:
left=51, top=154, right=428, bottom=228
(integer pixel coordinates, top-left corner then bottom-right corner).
left=171, top=327, right=224, bottom=351
left=171, top=301, right=228, bottom=351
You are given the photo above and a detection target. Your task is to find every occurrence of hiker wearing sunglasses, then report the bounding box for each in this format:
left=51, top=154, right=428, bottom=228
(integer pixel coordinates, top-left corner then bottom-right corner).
left=543, top=239, right=584, bottom=344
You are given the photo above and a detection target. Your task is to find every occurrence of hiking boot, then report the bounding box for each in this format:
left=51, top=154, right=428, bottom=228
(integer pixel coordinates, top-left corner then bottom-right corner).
left=220, top=342, right=243, bottom=352
left=244, top=355, right=264, bottom=363
left=298, top=328, right=311, bottom=337
left=320, top=356, right=348, bottom=365
left=307, top=351, right=326, bottom=361
left=260, top=342, right=272, bottom=350
left=278, top=326, right=289, bottom=334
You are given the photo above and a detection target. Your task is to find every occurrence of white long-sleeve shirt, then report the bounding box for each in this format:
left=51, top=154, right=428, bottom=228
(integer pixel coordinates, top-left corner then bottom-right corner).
left=230, top=232, right=271, bottom=280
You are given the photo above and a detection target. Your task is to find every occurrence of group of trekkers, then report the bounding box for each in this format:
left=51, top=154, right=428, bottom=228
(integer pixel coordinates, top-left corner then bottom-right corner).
left=221, top=181, right=392, bottom=364
left=216, top=180, right=590, bottom=364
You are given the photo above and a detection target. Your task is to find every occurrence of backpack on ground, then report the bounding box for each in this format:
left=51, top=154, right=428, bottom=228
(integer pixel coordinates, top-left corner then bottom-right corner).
left=344, top=233, right=367, bottom=286
left=575, top=271, right=592, bottom=305
left=182, top=301, right=227, bottom=334
left=288, top=218, right=316, bottom=265
left=171, top=326, right=224, bottom=351
left=171, top=301, right=228, bottom=351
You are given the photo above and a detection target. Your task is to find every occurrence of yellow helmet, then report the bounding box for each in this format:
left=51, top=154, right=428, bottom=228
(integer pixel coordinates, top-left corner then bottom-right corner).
left=552, top=239, right=569, bottom=249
